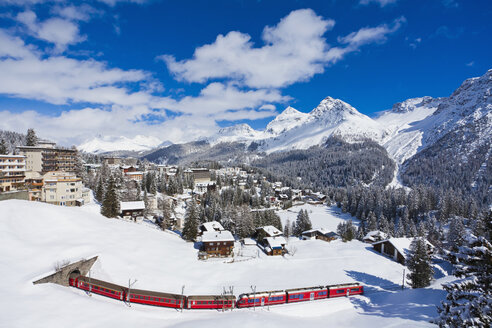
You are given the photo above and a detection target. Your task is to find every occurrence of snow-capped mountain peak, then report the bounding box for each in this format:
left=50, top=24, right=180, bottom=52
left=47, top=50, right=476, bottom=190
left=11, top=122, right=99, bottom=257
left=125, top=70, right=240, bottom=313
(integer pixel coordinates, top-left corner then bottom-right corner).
left=265, top=106, right=308, bottom=136
left=79, top=135, right=165, bottom=154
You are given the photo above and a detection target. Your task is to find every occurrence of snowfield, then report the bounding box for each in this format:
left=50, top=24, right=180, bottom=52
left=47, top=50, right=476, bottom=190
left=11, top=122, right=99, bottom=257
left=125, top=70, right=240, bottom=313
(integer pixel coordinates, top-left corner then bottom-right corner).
left=0, top=200, right=448, bottom=327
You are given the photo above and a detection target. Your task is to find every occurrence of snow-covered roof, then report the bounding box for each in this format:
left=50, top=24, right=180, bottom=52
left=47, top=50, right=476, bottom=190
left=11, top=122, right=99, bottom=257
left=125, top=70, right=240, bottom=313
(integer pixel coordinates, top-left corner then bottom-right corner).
left=201, top=230, right=234, bottom=243
left=125, top=171, right=143, bottom=175
left=302, top=228, right=337, bottom=237
left=241, top=238, right=257, bottom=245
left=120, top=201, right=145, bottom=211
left=363, top=230, right=388, bottom=241
left=259, top=225, right=283, bottom=237
left=265, top=236, right=287, bottom=249
left=373, top=237, right=433, bottom=258
left=200, top=221, right=224, bottom=232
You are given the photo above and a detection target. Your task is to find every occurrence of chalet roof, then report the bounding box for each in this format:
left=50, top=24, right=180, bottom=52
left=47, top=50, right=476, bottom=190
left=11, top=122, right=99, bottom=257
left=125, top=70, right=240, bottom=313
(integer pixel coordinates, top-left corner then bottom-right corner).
left=363, top=230, right=388, bottom=242
left=201, top=230, right=234, bottom=243
left=200, top=221, right=224, bottom=232
left=120, top=201, right=145, bottom=211
left=125, top=171, right=143, bottom=175
left=258, top=225, right=283, bottom=237
left=373, top=237, right=433, bottom=259
left=302, top=228, right=338, bottom=237
left=265, top=236, right=287, bottom=249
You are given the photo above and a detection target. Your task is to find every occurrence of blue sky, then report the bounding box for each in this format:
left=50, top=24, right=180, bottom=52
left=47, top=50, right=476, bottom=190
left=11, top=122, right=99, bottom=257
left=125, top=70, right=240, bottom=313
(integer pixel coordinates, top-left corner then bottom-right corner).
left=0, top=0, right=490, bottom=145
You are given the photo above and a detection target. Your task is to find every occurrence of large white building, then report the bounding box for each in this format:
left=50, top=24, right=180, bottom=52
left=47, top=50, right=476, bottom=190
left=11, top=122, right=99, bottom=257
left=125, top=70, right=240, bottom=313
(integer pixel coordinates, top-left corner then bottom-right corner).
left=41, top=171, right=89, bottom=206
left=0, top=155, right=26, bottom=192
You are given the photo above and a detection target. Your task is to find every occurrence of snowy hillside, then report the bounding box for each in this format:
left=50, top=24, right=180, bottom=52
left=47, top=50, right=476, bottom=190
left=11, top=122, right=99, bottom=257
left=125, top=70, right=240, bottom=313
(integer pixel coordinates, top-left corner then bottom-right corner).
left=0, top=200, right=449, bottom=328
left=79, top=135, right=171, bottom=154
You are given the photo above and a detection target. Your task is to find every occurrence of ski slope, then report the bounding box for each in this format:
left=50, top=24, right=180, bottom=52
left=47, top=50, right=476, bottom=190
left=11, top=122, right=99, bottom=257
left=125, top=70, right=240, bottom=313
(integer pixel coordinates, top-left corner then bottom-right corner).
left=0, top=200, right=447, bottom=328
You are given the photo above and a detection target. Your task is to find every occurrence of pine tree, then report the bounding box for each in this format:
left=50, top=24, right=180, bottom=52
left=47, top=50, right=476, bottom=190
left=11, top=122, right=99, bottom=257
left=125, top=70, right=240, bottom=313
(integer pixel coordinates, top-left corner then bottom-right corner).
left=0, top=139, right=7, bottom=155
left=294, top=209, right=312, bottom=236
left=25, top=128, right=37, bottom=146
left=367, top=211, right=378, bottom=231
left=284, top=219, right=291, bottom=237
left=182, top=200, right=199, bottom=241
left=436, top=236, right=492, bottom=327
left=406, top=237, right=434, bottom=288
left=337, top=220, right=357, bottom=242
left=95, top=177, right=104, bottom=202
left=101, top=175, right=119, bottom=218
left=448, top=216, right=467, bottom=251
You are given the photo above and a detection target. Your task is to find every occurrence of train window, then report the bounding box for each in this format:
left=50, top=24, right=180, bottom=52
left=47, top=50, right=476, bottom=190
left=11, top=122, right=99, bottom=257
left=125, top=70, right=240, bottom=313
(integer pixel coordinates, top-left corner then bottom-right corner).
left=336, top=289, right=345, bottom=294
left=351, top=288, right=359, bottom=292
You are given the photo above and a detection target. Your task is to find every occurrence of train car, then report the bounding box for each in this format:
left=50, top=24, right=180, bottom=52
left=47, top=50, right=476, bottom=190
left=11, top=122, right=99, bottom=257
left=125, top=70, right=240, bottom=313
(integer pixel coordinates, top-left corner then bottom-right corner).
left=327, top=283, right=363, bottom=298
left=285, top=286, right=328, bottom=303
left=75, top=276, right=127, bottom=301
left=186, top=295, right=236, bottom=310
left=128, top=288, right=185, bottom=309
left=236, top=290, right=287, bottom=308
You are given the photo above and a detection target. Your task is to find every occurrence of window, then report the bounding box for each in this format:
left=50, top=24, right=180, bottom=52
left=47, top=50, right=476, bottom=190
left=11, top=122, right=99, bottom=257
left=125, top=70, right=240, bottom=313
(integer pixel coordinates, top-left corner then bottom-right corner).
left=336, top=289, right=345, bottom=294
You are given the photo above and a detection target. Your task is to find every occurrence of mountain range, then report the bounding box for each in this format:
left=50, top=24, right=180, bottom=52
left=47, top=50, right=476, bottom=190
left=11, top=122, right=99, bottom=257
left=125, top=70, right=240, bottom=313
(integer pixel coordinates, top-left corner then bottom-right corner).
left=80, top=69, right=491, bottom=197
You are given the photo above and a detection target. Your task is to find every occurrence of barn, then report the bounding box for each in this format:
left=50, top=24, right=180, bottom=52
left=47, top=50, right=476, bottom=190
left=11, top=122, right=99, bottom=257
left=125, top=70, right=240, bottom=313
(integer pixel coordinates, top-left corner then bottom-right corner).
left=301, top=228, right=338, bottom=242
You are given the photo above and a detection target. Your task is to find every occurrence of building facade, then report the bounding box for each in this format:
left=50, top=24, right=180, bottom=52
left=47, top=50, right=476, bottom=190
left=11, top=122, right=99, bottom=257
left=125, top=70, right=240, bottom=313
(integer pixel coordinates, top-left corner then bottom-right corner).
left=17, top=144, right=77, bottom=173
left=0, top=155, right=26, bottom=192
left=41, top=171, right=86, bottom=206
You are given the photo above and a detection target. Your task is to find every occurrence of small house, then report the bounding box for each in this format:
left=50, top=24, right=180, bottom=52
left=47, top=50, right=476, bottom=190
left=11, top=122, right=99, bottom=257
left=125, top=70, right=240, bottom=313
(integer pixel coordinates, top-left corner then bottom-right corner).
left=372, top=238, right=433, bottom=264
left=263, top=236, right=287, bottom=256
left=301, top=229, right=338, bottom=242
left=120, top=201, right=145, bottom=220
left=201, top=230, right=235, bottom=257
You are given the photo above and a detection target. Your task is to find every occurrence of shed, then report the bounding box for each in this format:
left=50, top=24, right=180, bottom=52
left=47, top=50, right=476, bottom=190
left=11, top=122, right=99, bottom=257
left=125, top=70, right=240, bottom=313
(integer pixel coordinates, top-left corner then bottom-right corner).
left=263, top=236, right=287, bottom=256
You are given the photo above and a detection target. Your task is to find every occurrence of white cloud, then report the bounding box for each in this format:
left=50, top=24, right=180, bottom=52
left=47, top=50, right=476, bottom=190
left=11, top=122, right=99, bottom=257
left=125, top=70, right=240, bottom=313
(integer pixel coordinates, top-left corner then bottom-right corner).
left=359, top=0, right=398, bottom=7
left=160, top=9, right=335, bottom=89
left=51, top=4, right=101, bottom=22
left=161, top=9, right=404, bottom=89
left=16, top=10, right=85, bottom=51
left=338, top=17, right=405, bottom=47
left=466, top=61, right=474, bottom=67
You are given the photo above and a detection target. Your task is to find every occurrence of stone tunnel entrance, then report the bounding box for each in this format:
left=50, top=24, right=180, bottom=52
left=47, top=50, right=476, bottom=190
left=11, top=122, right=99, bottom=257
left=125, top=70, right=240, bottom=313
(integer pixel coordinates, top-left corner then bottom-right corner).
left=33, top=256, right=98, bottom=287
left=69, top=270, right=81, bottom=285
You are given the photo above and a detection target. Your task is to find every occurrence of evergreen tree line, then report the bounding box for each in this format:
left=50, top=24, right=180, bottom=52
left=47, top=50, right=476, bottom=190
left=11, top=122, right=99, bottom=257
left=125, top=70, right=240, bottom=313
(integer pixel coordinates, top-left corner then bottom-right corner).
left=252, top=137, right=396, bottom=191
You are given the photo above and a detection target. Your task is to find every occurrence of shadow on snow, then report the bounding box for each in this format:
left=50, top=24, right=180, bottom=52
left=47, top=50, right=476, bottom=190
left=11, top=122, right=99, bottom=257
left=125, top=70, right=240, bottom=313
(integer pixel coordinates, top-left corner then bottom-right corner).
left=346, top=270, right=445, bottom=323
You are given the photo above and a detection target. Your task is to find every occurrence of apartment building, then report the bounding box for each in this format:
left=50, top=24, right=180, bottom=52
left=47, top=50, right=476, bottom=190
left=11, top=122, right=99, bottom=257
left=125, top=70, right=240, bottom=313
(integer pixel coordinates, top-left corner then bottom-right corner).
left=41, top=171, right=88, bottom=206
left=0, top=155, right=26, bottom=192
left=17, top=143, right=77, bottom=173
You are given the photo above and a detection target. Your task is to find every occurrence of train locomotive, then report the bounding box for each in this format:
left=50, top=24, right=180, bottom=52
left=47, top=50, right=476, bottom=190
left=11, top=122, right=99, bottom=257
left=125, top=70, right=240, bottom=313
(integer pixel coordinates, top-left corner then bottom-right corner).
left=68, top=274, right=363, bottom=310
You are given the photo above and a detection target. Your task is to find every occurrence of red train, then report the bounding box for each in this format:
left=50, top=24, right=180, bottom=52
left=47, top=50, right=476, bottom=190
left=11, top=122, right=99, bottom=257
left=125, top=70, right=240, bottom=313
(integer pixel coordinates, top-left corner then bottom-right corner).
left=236, top=283, right=363, bottom=308
left=69, top=274, right=363, bottom=310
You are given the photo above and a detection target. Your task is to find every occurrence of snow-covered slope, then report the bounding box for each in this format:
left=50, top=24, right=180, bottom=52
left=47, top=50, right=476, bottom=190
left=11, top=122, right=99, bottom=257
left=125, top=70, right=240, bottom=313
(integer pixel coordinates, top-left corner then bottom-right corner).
left=0, top=200, right=447, bottom=328
left=207, top=123, right=263, bottom=145
left=79, top=135, right=170, bottom=154
left=378, top=69, right=491, bottom=164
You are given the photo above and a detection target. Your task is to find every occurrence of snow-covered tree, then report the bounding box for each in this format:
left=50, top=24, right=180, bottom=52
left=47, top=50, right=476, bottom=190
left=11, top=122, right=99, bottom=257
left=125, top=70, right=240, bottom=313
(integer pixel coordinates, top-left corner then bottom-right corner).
left=25, top=128, right=37, bottom=146
left=0, top=139, right=7, bottom=155
left=283, top=219, right=291, bottom=237
left=182, top=200, right=199, bottom=241
left=101, top=175, right=119, bottom=218
left=337, top=220, right=357, bottom=242
left=294, top=209, right=312, bottom=236
left=367, top=211, right=378, bottom=231
left=448, top=216, right=467, bottom=251
left=406, top=237, right=434, bottom=288
left=436, top=236, right=492, bottom=327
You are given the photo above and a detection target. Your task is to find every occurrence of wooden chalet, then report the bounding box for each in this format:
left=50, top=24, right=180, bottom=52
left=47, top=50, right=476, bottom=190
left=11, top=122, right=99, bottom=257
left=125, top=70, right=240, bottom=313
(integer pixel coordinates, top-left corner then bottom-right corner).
left=363, top=230, right=388, bottom=243
left=120, top=201, right=145, bottom=220
left=301, top=229, right=338, bottom=242
left=263, top=236, right=287, bottom=256
left=372, top=237, right=433, bottom=264
left=201, top=230, right=235, bottom=257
